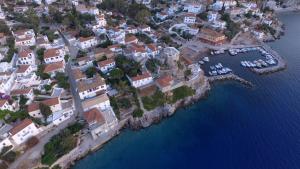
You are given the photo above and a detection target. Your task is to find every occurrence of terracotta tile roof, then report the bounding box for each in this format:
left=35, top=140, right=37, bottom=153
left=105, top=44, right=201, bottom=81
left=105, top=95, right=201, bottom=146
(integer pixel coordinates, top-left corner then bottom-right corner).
left=131, top=71, right=152, bottom=81
left=27, top=97, right=60, bottom=112
left=82, top=93, right=109, bottom=110
left=84, top=108, right=105, bottom=125
left=76, top=56, right=91, bottom=63
left=0, top=99, right=8, bottom=107
left=19, top=48, right=33, bottom=58
left=16, top=65, right=30, bottom=74
left=147, top=43, right=157, bottom=51
left=11, top=88, right=32, bottom=96
left=9, top=119, right=33, bottom=136
left=98, top=58, right=115, bottom=67
left=185, top=13, right=197, bottom=17
left=130, top=44, right=146, bottom=53
left=42, top=97, right=59, bottom=106
left=27, top=103, right=39, bottom=112
left=14, top=29, right=30, bottom=36
left=72, top=68, right=86, bottom=80
left=43, top=61, right=64, bottom=73
left=15, top=36, right=33, bottom=42
left=156, top=75, right=173, bottom=87
left=0, top=72, right=12, bottom=77
left=77, top=75, right=106, bottom=92
left=94, top=48, right=112, bottom=55
left=44, top=48, right=61, bottom=59
left=125, top=35, right=138, bottom=43
left=79, top=36, right=95, bottom=42
left=108, top=44, right=122, bottom=50
left=201, top=28, right=225, bottom=38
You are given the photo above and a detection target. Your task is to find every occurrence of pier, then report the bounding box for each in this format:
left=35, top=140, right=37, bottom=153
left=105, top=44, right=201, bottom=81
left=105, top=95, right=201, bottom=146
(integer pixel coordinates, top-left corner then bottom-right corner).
left=208, top=73, right=254, bottom=88
left=250, top=43, right=287, bottom=75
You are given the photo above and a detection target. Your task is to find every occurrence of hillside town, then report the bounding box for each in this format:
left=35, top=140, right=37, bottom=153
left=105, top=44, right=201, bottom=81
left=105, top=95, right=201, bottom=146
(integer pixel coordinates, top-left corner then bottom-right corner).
left=0, top=0, right=295, bottom=168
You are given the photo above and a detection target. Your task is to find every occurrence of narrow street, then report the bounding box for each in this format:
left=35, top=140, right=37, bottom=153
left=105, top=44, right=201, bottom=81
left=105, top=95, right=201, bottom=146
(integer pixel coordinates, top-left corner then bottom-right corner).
left=9, top=117, right=76, bottom=169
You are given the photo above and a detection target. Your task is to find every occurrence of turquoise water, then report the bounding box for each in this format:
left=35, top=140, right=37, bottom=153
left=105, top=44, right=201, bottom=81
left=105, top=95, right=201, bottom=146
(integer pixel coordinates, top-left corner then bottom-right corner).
left=73, top=12, right=300, bottom=169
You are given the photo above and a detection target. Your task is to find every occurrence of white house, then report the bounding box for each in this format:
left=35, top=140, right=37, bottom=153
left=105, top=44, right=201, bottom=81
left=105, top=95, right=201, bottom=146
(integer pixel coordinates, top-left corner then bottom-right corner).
left=78, top=36, right=98, bottom=50
left=124, top=44, right=148, bottom=62
left=47, top=107, right=74, bottom=126
left=43, top=61, right=65, bottom=77
left=107, top=28, right=125, bottom=44
left=212, top=20, right=227, bottom=29
left=82, top=93, right=111, bottom=111
left=184, top=13, right=197, bottom=24
left=84, top=107, right=118, bottom=139
left=17, top=48, right=36, bottom=65
left=184, top=3, right=203, bottom=14
left=128, top=71, right=153, bottom=88
left=0, top=6, right=6, bottom=20
left=77, top=75, right=107, bottom=100
left=0, top=99, right=13, bottom=111
left=208, top=11, right=218, bottom=22
left=75, top=56, right=94, bottom=71
left=97, top=59, right=116, bottom=73
left=9, top=119, right=41, bottom=145
left=27, top=97, right=63, bottom=119
left=146, top=43, right=160, bottom=57
left=126, top=26, right=138, bottom=34
left=13, top=29, right=36, bottom=47
left=16, top=65, right=33, bottom=77
left=76, top=5, right=99, bottom=15
left=252, top=30, right=265, bottom=39
left=168, top=4, right=180, bottom=15
left=10, top=88, right=34, bottom=102
left=43, top=47, right=66, bottom=64
left=139, top=25, right=151, bottom=33
left=96, top=14, right=107, bottom=27
left=135, top=0, right=151, bottom=5
left=36, top=35, right=50, bottom=49
left=0, top=124, right=14, bottom=152
left=156, top=12, right=168, bottom=21
left=125, top=35, right=138, bottom=45
left=0, top=72, right=16, bottom=94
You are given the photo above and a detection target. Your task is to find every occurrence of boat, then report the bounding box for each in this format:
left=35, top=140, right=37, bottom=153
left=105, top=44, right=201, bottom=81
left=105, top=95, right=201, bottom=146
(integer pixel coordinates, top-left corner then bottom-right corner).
left=203, top=57, right=209, bottom=62
left=212, top=70, right=217, bottom=75
left=199, top=61, right=205, bottom=65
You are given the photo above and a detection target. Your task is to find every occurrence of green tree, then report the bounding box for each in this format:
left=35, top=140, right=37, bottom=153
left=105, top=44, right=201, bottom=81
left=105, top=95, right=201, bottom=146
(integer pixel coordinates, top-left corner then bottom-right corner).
left=109, top=68, right=124, bottom=80
left=19, top=95, right=28, bottom=108
left=135, top=9, right=151, bottom=24
left=85, top=67, right=97, bottom=78
left=55, top=73, right=70, bottom=89
left=36, top=48, right=46, bottom=62
left=132, top=108, right=143, bottom=118
left=39, top=103, right=52, bottom=119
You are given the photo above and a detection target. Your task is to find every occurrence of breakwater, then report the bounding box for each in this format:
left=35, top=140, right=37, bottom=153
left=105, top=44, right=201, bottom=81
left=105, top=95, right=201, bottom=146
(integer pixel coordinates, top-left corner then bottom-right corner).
left=208, top=73, right=254, bottom=88
left=251, top=44, right=287, bottom=75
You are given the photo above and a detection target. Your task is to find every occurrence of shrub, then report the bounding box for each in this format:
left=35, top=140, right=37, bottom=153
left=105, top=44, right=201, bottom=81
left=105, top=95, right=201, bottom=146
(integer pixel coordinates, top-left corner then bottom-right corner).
left=1, top=151, right=17, bottom=163
left=172, top=86, right=195, bottom=103
left=132, top=108, right=143, bottom=118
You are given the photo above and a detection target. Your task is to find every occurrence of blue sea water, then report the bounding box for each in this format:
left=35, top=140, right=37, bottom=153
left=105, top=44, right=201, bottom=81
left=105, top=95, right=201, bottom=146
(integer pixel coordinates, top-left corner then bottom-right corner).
left=73, top=12, right=300, bottom=169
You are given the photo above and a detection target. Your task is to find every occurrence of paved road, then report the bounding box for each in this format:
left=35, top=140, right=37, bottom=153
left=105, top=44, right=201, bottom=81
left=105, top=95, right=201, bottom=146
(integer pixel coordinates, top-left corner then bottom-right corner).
left=66, top=62, right=84, bottom=117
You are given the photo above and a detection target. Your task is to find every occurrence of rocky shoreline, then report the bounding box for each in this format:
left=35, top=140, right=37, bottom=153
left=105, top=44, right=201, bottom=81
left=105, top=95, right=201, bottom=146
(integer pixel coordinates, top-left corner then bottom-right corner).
left=127, top=78, right=211, bottom=130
